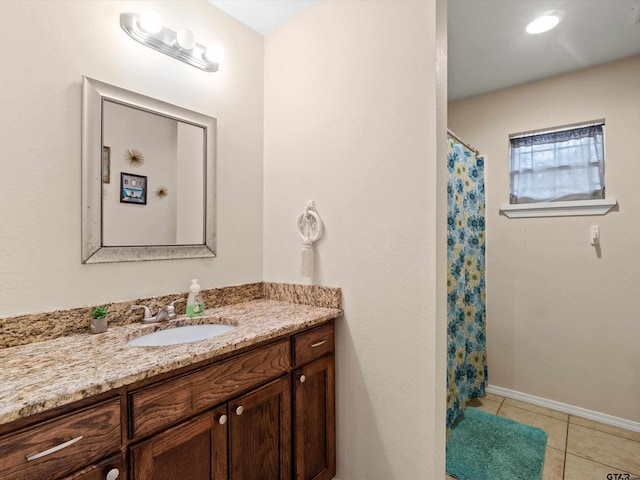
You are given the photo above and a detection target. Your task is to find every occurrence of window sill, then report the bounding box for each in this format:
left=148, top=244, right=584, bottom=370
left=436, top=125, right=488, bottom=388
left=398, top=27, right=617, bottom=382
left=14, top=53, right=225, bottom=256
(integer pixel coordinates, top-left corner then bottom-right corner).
left=500, top=198, right=617, bottom=218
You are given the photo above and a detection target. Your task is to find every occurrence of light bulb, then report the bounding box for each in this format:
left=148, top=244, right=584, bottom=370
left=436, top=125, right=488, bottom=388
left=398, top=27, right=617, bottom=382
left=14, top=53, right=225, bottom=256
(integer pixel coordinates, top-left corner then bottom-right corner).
left=138, top=11, right=162, bottom=34
left=526, top=15, right=560, bottom=34
left=176, top=29, right=196, bottom=50
left=204, top=44, right=225, bottom=64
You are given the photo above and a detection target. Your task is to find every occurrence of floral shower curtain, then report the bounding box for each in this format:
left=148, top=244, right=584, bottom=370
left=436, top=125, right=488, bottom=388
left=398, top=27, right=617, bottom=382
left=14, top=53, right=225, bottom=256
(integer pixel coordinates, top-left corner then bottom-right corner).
left=446, top=136, right=487, bottom=430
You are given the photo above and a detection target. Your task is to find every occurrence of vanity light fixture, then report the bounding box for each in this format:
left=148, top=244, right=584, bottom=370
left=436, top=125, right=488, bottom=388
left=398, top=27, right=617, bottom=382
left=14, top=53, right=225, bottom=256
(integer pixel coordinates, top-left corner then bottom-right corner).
left=120, top=12, right=224, bottom=72
left=138, top=11, right=162, bottom=34
left=526, top=14, right=560, bottom=34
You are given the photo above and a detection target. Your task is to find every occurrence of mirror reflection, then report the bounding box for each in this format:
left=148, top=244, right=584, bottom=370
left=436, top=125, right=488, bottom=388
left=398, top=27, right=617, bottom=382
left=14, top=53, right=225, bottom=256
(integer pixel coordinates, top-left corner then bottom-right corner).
left=102, top=100, right=205, bottom=247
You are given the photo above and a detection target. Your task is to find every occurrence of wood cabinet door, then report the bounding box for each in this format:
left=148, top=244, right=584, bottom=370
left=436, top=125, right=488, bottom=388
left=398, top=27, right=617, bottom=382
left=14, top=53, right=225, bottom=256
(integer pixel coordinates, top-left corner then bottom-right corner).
left=61, top=454, right=124, bottom=480
left=229, top=376, right=291, bottom=480
left=293, top=356, right=335, bottom=480
left=130, top=406, right=228, bottom=480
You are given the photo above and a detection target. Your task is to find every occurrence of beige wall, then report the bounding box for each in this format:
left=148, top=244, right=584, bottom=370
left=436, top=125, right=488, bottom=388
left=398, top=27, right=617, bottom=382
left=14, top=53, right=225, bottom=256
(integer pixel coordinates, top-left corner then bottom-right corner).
left=0, top=1, right=264, bottom=316
left=449, top=55, right=640, bottom=423
left=264, top=1, right=447, bottom=478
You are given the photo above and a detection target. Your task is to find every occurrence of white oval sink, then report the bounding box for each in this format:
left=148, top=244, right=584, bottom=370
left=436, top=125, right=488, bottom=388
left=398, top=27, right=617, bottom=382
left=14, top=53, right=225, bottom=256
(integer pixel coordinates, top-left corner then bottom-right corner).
left=128, top=324, right=236, bottom=347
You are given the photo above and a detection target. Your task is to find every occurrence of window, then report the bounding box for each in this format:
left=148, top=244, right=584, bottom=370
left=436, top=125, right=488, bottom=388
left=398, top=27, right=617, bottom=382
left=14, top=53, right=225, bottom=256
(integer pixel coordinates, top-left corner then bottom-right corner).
left=509, top=121, right=605, bottom=204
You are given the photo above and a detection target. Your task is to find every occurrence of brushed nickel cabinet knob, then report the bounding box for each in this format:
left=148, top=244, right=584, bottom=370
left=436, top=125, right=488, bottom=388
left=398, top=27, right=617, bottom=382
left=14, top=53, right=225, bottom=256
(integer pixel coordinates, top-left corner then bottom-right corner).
left=106, top=468, right=120, bottom=480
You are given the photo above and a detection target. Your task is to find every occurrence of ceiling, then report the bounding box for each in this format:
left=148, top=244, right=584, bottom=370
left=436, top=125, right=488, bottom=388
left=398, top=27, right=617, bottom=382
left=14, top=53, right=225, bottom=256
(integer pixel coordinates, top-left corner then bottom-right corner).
left=210, top=0, right=640, bottom=101
left=209, top=0, right=319, bottom=35
left=448, top=0, right=640, bottom=101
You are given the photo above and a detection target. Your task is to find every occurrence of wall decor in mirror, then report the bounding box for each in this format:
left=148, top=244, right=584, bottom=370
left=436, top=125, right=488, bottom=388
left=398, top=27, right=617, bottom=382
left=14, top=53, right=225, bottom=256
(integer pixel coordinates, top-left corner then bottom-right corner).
left=82, top=76, right=216, bottom=263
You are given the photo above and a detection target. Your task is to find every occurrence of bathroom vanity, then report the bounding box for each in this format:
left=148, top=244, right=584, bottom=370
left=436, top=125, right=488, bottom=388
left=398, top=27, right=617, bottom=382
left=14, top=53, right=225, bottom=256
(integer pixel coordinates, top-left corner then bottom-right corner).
left=0, top=299, right=340, bottom=480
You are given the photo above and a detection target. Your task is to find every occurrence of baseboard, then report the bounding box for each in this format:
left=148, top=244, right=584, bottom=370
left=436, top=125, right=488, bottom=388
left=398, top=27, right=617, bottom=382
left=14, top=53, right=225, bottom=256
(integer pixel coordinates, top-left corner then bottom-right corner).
left=486, top=385, right=640, bottom=433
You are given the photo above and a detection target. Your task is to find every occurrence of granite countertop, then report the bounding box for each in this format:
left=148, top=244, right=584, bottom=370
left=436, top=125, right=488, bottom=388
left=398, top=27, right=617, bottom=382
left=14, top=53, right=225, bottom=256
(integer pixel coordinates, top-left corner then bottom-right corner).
left=0, top=300, right=342, bottom=426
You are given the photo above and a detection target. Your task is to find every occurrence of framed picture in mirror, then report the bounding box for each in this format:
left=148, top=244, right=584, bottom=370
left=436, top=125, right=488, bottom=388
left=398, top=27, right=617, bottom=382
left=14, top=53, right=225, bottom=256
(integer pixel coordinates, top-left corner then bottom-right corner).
left=101, top=146, right=110, bottom=184
left=120, top=172, right=147, bottom=205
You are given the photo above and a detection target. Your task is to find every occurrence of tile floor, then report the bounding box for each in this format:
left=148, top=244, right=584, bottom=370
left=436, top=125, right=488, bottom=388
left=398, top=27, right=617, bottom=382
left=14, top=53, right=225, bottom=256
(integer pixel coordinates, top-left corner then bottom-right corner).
left=446, top=393, right=640, bottom=480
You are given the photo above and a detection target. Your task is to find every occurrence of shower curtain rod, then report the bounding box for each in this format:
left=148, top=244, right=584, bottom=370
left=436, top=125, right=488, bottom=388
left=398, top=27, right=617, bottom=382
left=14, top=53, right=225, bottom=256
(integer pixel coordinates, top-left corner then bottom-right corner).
left=447, top=129, right=480, bottom=155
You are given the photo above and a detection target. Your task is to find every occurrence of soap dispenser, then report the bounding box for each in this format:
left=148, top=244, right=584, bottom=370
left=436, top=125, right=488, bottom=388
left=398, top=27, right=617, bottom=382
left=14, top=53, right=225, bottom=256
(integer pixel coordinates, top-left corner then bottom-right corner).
left=186, top=279, right=205, bottom=317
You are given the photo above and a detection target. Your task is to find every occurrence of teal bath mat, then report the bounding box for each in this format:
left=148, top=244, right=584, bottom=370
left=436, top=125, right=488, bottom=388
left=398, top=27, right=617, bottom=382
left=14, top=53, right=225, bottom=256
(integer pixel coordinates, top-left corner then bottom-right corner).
left=446, top=407, right=547, bottom=480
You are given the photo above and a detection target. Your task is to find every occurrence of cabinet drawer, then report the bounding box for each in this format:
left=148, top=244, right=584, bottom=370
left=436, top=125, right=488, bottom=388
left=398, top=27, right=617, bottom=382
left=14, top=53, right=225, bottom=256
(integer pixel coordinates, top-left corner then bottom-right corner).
left=61, top=454, right=124, bottom=480
left=0, top=398, right=121, bottom=480
left=130, top=340, right=290, bottom=439
left=292, top=323, right=334, bottom=367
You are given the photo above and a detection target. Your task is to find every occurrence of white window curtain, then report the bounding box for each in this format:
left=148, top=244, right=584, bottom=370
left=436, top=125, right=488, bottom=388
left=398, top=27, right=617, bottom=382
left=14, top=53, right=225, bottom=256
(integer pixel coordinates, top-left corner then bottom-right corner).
left=510, top=124, right=605, bottom=204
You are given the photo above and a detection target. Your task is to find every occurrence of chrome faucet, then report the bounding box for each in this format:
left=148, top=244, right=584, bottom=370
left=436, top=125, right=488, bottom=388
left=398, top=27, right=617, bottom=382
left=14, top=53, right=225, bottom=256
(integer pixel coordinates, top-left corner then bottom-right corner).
left=166, top=298, right=186, bottom=320
left=153, top=306, right=172, bottom=323
left=131, top=305, right=155, bottom=323
left=131, top=298, right=186, bottom=324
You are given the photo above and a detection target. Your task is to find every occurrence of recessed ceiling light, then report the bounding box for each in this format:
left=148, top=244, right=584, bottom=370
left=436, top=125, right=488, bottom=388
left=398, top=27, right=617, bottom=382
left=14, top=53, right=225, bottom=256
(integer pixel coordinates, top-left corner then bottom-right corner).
left=526, top=15, right=560, bottom=34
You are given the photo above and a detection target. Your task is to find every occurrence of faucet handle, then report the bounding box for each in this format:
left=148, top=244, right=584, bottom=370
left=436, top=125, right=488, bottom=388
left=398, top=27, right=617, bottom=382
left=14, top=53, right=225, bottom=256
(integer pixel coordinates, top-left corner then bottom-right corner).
left=170, top=298, right=187, bottom=307
left=131, top=305, right=153, bottom=321
left=166, top=298, right=187, bottom=320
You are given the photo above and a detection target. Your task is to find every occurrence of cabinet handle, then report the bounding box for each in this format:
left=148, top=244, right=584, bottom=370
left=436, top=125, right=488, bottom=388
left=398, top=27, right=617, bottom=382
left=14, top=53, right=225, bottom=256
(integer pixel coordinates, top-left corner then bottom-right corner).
left=300, top=375, right=306, bottom=383
left=25, top=435, right=84, bottom=461
left=235, top=406, right=244, bottom=416
left=106, top=468, right=120, bottom=480
left=310, top=340, right=326, bottom=348
left=218, top=414, right=228, bottom=425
